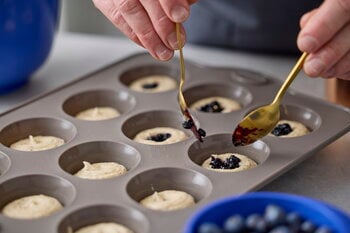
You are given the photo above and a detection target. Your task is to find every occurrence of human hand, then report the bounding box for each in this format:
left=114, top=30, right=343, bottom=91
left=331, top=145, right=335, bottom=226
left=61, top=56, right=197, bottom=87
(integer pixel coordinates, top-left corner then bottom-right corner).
left=298, top=0, right=350, bottom=80
left=92, top=0, right=197, bottom=61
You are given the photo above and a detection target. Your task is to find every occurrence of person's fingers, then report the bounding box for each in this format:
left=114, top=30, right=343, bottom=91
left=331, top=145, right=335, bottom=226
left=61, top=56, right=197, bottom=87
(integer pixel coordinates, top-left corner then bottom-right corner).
left=299, top=9, right=318, bottom=29
left=116, top=0, right=173, bottom=61
left=159, top=0, right=191, bottom=23
left=322, top=51, right=350, bottom=78
left=337, top=71, right=350, bottom=80
left=140, top=0, right=185, bottom=50
left=303, top=23, right=350, bottom=77
left=92, top=0, right=142, bottom=46
left=297, top=0, right=350, bottom=53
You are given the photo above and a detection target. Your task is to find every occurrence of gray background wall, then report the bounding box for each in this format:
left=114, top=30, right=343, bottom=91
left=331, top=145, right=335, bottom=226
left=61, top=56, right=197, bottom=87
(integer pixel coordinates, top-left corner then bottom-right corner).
left=59, top=0, right=124, bottom=37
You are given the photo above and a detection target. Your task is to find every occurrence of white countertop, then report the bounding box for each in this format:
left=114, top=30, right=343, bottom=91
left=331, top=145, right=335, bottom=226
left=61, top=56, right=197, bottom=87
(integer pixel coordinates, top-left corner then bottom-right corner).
left=1, top=33, right=349, bottom=212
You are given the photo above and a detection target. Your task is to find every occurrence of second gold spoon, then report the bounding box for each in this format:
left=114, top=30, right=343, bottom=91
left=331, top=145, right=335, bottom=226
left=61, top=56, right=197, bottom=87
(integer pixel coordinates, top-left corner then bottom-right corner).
left=232, top=52, right=308, bottom=146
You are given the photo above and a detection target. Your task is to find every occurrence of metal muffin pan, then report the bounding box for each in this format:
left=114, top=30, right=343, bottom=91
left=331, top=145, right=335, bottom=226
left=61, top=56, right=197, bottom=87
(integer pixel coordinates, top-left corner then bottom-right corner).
left=0, top=53, right=349, bottom=233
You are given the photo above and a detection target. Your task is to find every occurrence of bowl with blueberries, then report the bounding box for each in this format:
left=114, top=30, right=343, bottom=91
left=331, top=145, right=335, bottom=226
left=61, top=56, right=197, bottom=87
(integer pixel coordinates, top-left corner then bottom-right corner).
left=184, top=192, right=350, bottom=233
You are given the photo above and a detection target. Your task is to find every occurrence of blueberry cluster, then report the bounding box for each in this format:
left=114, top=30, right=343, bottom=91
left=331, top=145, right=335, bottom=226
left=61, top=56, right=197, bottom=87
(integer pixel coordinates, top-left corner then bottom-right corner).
left=271, top=123, right=293, bottom=136
left=182, top=119, right=206, bottom=138
left=198, top=204, right=332, bottom=233
left=199, top=101, right=224, bottom=113
left=146, top=133, right=171, bottom=142
left=210, top=155, right=241, bottom=170
left=142, top=82, right=159, bottom=89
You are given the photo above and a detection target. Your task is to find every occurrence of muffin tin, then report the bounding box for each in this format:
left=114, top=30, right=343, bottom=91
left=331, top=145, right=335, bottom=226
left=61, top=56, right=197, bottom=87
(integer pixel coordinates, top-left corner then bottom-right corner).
left=0, top=53, right=349, bottom=233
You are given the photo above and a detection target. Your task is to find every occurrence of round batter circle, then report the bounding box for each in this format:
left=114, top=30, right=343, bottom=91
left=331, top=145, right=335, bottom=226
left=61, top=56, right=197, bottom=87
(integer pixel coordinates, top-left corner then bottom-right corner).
left=269, top=120, right=310, bottom=138
left=10, top=135, right=64, bottom=151
left=202, top=153, right=257, bottom=172
left=74, top=161, right=127, bottom=180
left=2, top=194, right=63, bottom=219
left=190, top=96, right=241, bottom=113
left=75, top=107, right=120, bottom=121
left=129, top=75, right=177, bottom=93
left=74, top=222, right=134, bottom=233
left=133, top=127, right=188, bottom=145
left=140, top=190, right=195, bottom=211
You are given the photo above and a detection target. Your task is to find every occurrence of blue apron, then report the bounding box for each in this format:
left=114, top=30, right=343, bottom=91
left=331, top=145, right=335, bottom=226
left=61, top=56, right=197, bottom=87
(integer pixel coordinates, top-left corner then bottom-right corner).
left=184, top=0, right=322, bottom=54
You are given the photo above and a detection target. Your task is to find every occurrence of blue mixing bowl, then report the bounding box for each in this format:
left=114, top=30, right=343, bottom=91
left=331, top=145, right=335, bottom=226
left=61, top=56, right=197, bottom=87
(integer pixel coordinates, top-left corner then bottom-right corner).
left=184, top=192, right=350, bottom=233
left=0, top=0, right=59, bottom=94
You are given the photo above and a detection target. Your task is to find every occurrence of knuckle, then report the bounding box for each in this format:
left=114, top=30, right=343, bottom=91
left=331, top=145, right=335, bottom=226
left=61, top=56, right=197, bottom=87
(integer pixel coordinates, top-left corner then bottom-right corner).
left=155, top=14, right=170, bottom=27
left=119, top=0, right=142, bottom=15
left=322, top=44, right=342, bottom=62
left=338, top=0, right=350, bottom=12
left=138, top=28, right=156, bottom=41
left=110, top=9, right=124, bottom=25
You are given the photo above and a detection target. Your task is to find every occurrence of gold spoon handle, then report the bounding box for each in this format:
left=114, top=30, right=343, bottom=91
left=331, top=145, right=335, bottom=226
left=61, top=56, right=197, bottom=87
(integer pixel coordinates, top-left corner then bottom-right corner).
left=176, top=23, right=206, bottom=142
left=176, top=23, right=187, bottom=113
left=272, top=52, right=308, bottom=104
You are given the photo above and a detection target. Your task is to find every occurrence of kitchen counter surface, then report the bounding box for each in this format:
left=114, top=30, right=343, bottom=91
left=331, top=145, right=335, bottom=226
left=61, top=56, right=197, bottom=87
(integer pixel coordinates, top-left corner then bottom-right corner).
left=1, top=33, right=349, bottom=212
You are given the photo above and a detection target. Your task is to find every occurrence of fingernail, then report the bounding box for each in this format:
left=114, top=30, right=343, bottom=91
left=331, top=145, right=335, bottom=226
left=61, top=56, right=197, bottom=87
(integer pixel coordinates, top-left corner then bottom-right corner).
left=304, top=58, right=325, bottom=76
left=299, top=35, right=318, bottom=52
left=171, top=6, right=188, bottom=22
left=155, top=44, right=173, bottom=60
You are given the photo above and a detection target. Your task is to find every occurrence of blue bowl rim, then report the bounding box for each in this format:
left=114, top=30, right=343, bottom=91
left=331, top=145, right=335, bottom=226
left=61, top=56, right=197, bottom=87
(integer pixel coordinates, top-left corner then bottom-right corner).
left=183, top=191, right=350, bottom=233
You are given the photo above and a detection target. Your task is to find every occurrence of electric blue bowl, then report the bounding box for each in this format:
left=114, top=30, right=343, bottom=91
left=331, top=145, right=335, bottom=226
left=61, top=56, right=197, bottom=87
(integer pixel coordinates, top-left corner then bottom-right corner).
left=0, top=0, right=59, bottom=94
left=184, top=192, right=350, bottom=233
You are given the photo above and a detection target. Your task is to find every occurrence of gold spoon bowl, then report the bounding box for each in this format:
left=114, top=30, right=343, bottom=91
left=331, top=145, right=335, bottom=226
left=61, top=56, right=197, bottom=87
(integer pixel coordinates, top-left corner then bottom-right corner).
left=232, top=52, right=308, bottom=146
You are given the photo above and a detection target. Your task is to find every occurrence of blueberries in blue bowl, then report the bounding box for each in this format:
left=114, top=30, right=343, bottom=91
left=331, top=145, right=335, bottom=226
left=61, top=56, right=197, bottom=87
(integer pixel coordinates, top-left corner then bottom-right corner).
left=197, top=204, right=333, bottom=233
left=185, top=192, right=349, bottom=233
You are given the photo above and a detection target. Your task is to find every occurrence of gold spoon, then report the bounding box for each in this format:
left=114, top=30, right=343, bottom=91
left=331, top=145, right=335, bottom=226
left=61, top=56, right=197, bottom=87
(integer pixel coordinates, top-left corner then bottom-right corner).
left=176, top=23, right=206, bottom=142
left=232, top=52, right=308, bottom=146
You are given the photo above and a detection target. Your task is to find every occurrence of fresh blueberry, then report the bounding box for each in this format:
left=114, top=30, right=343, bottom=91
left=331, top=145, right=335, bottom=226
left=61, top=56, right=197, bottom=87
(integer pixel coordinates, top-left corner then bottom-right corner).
left=271, top=123, right=293, bottom=136
left=223, top=215, right=245, bottom=233
left=142, top=82, right=158, bottom=89
left=315, top=226, right=332, bottom=233
left=264, top=204, right=286, bottom=227
left=209, top=155, right=241, bottom=170
left=198, top=128, right=206, bottom=137
left=300, top=221, right=316, bottom=233
left=182, top=120, right=194, bottom=129
left=246, top=214, right=263, bottom=229
left=210, top=156, right=224, bottom=169
left=256, top=218, right=268, bottom=232
left=286, top=212, right=301, bottom=230
left=224, top=155, right=241, bottom=169
left=199, top=101, right=224, bottom=113
left=269, top=226, right=292, bottom=233
left=198, top=223, right=222, bottom=233
left=146, top=133, right=171, bottom=142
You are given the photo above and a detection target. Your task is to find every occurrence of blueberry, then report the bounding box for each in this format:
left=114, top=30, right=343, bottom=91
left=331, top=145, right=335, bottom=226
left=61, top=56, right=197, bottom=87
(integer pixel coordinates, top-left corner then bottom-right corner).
left=146, top=133, right=171, bottom=142
left=271, top=123, right=293, bottom=136
left=315, top=226, right=332, bottom=233
left=223, top=155, right=241, bottom=169
left=210, top=156, right=224, bottom=169
left=198, top=223, right=222, bottom=233
left=142, top=82, right=158, bottom=89
left=198, top=128, right=207, bottom=137
left=300, top=221, right=316, bottom=233
left=209, top=155, right=241, bottom=170
left=255, top=219, right=268, bottom=232
left=246, top=214, right=263, bottom=229
left=199, top=101, right=224, bottom=113
left=223, top=215, right=245, bottom=233
left=286, top=212, right=301, bottom=230
left=182, top=120, right=194, bottom=129
left=269, top=226, right=292, bottom=233
left=264, top=204, right=286, bottom=227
